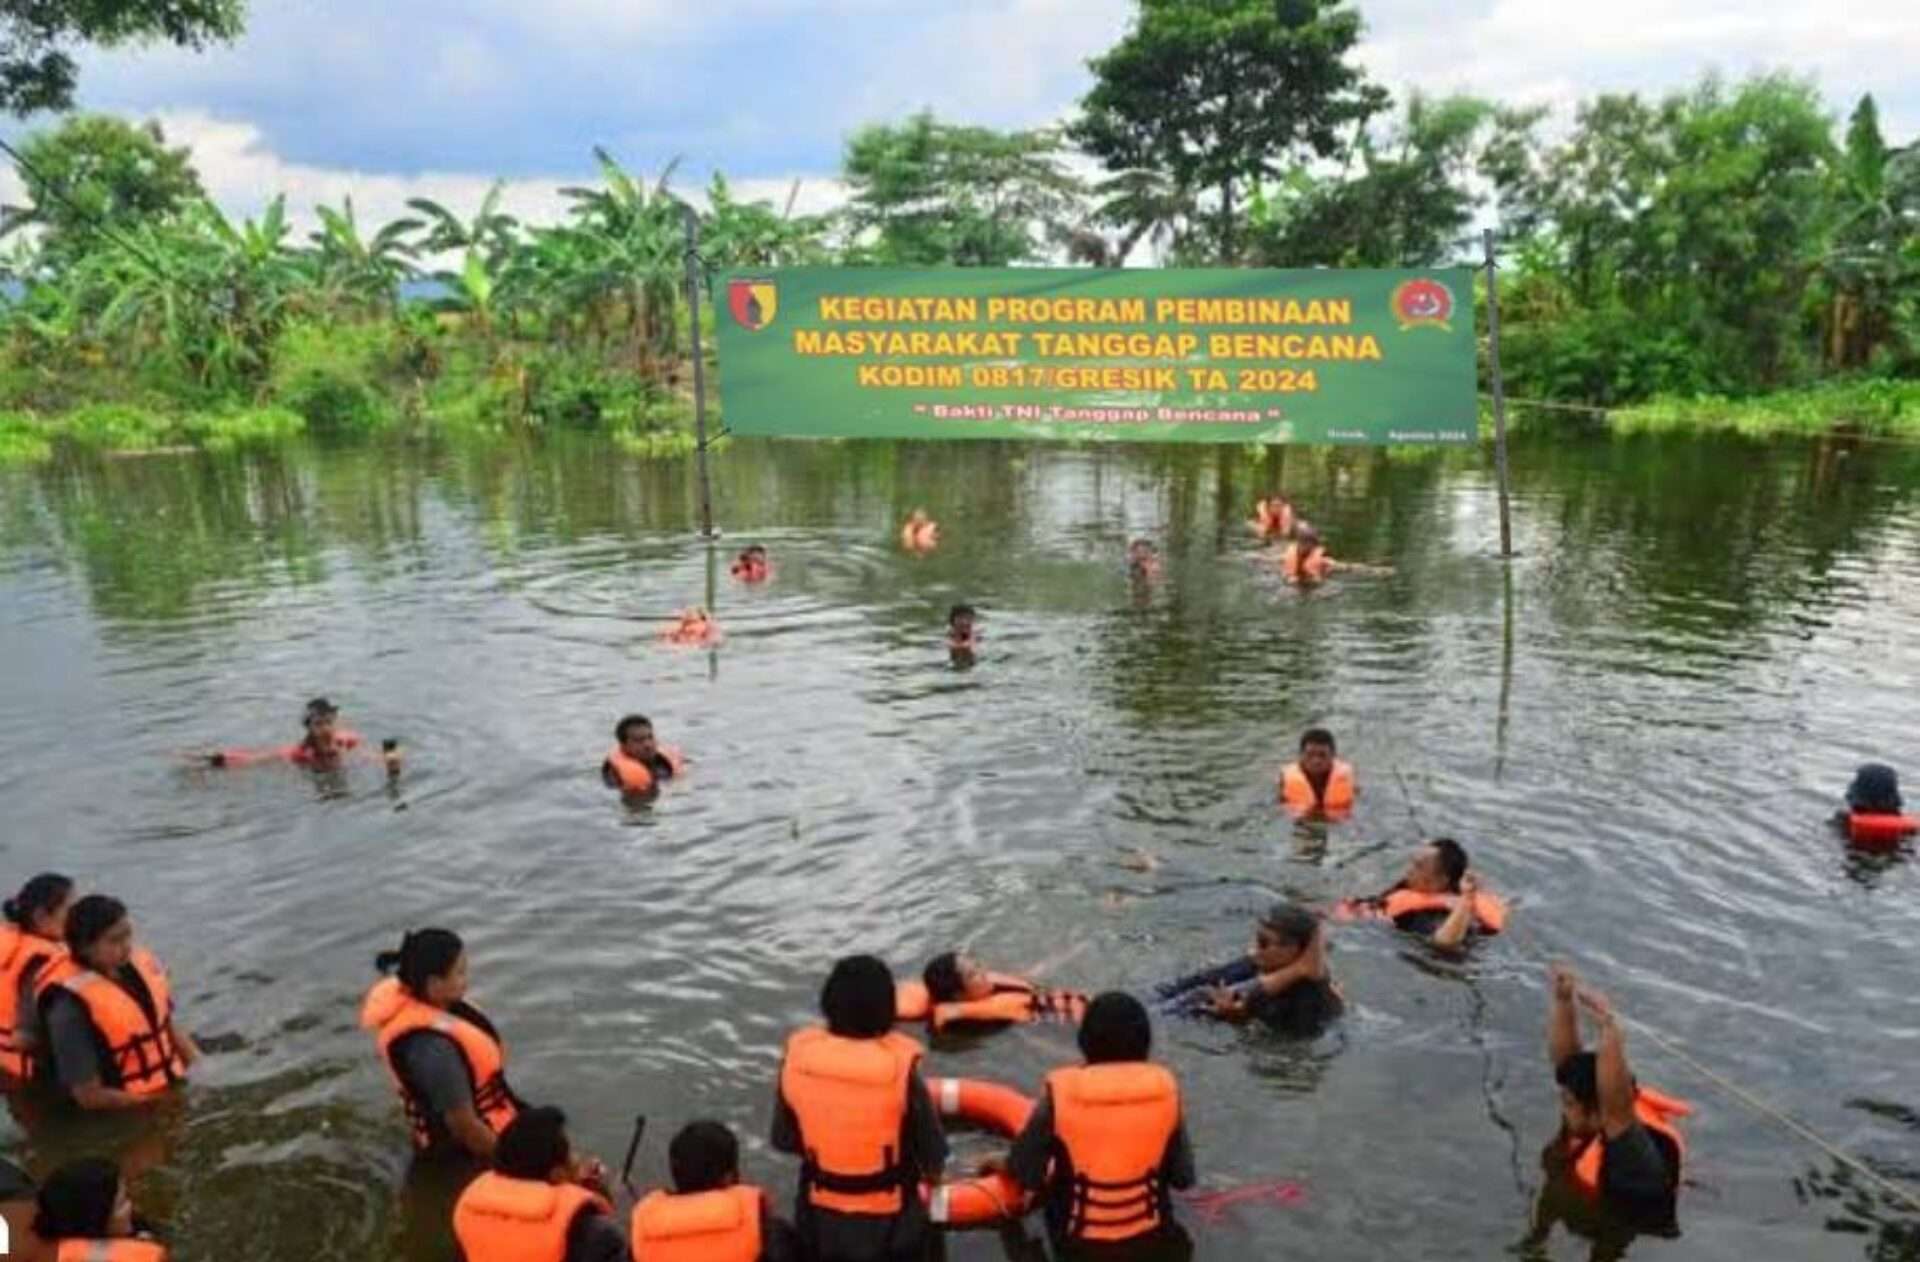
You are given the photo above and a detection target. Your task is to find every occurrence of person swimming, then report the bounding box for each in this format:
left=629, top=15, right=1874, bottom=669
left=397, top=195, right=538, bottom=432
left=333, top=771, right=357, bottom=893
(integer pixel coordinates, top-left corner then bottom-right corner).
left=897, top=952, right=1088, bottom=1032
left=1278, top=728, right=1355, bottom=817
left=947, top=603, right=978, bottom=654
left=1338, top=839, right=1507, bottom=950
left=1839, top=763, right=1917, bottom=847
left=900, top=510, right=940, bottom=552
left=602, top=715, right=685, bottom=796
left=1158, top=902, right=1343, bottom=1038
left=730, top=545, right=771, bottom=583
left=205, top=697, right=401, bottom=773
left=1128, top=538, right=1163, bottom=581
left=662, top=608, right=721, bottom=646
left=1250, top=496, right=1295, bottom=541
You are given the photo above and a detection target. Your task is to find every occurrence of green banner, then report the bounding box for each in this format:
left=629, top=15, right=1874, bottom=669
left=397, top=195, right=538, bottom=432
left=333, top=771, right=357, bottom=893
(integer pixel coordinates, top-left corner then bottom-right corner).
left=712, top=266, right=1476, bottom=445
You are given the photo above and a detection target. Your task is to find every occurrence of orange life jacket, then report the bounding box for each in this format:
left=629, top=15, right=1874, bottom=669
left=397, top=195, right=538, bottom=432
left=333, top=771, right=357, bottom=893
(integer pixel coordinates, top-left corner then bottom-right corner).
left=1566, top=1085, right=1691, bottom=1198
left=630, top=1184, right=764, bottom=1262
left=359, top=976, right=519, bottom=1150
left=778, top=1026, right=923, bottom=1216
left=604, top=746, right=686, bottom=795
left=1281, top=543, right=1332, bottom=582
left=1848, top=812, right=1918, bottom=849
left=34, top=949, right=185, bottom=1097
left=54, top=1240, right=169, bottom=1262
left=287, top=729, right=364, bottom=765
left=1381, top=887, right=1508, bottom=935
left=1044, top=1062, right=1181, bottom=1243
left=1281, top=760, right=1354, bottom=813
left=929, top=977, right=1087, bottom=1033
left=451, top=1172, right=612, bottom=1262
left=0, top=925, right=65, bottom=1081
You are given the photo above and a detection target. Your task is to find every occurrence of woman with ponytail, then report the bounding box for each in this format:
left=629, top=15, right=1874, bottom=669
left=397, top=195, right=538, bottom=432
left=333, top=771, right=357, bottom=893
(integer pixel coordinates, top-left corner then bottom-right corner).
left=1, top=873, right=72, bottom=1085
left=359, top=928, right=523, bottom=1161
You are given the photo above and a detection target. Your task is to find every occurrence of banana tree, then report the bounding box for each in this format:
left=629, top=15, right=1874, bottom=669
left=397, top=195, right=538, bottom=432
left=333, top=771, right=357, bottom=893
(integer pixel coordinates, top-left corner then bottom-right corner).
left=558, top=148, right=686, bottom=376
left=304, top=196, right=422, bottom=317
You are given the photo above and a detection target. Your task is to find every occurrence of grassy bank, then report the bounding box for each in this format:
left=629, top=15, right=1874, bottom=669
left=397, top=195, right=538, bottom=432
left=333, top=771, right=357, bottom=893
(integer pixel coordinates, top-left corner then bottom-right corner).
left=0, top=311, right=711, bottom=465
left=1604, top=379, right=1920, bottom=438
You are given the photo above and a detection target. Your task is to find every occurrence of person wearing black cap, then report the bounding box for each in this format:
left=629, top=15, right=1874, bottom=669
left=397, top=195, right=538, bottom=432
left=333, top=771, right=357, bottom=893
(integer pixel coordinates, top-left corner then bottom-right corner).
left=1156, top=902, right=1343, bottom=1037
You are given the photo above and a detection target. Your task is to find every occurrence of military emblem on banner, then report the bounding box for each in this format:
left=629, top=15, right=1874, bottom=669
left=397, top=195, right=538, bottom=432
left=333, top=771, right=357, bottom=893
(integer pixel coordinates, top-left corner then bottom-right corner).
left=1390, top=278, right=1454, bottom=332
left=728, top=278, right=778, bottom=331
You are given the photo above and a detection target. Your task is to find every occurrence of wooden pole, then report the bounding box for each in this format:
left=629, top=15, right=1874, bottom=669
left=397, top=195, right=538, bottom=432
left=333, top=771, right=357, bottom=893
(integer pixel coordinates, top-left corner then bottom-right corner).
left=1483, top=227, right=1514, bottom=558
left=682, top=206, right=716, bottom=539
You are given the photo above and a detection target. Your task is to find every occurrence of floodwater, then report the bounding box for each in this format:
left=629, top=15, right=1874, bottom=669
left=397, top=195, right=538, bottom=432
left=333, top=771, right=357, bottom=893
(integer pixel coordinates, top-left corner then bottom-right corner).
left=4, top=430, right=1920, bottom=1261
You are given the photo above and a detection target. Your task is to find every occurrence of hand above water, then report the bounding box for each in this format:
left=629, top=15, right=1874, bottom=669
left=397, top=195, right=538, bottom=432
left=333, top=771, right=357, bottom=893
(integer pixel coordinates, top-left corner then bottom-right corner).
left=1205, top=984, right=1248, bottom=1019
left=1549, top=962, right=1579, bottom=1004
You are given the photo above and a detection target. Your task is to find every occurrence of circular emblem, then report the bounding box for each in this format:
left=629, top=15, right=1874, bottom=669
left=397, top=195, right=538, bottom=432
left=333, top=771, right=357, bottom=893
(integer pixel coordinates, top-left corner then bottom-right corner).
left=1391, top=279, right=1454, bottom=332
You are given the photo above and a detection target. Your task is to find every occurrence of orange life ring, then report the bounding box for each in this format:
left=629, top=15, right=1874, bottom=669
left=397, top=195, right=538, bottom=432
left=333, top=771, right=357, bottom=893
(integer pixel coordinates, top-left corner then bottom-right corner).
left=921, top=1077, right=1036, bottom=1228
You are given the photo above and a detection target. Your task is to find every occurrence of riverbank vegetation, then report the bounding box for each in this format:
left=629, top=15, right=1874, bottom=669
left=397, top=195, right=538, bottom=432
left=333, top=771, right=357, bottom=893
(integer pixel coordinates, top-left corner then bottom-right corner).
left=1, top=0, right=1915, bottom=462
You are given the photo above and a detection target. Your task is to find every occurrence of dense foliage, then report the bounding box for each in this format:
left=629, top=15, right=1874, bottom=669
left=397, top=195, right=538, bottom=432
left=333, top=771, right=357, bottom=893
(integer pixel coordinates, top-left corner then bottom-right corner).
left=1, top=0, right=1915, bottom=458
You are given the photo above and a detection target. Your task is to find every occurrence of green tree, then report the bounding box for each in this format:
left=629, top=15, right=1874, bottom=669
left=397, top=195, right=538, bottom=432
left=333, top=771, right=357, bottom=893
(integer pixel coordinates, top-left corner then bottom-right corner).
left=2, top=0, right=244, bottom=114
left=841, top=112, right=1083, bottom=266
left=1, top=115, right=203, bottom=264
left=1817, top=95, right=1919, bottom=370
left=1071, top=0, right=1387, bottom=262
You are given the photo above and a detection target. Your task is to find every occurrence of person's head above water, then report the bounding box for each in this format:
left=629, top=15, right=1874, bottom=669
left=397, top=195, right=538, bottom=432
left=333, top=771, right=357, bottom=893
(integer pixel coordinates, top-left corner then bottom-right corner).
left=1847, top=763, right=1903, bottom=815
left=303, top=696, right=342, bottom=749
left=669, top=1120, right=741, bottom=1193
left=64, top=894, right=132, bottom=973
left=1128, top=538, right=1158, bottom=561
left=375, top=927, right=466, bottom=1007
left=820, top=953, right=897, bottom=1037
left=1297, top=728, right=1337, bottom=778
left=1078, top=991, right=1152, bottom=1064
left=5, top=871, right=73, bottom=940
left=1403, top=838, right=1469, bottom=894
left=615, top=714, right=659, bottom=762
left=1554, top=1051, right=1606, bottom=1139
left=33, top=1157, right=133, bottom=1240
left=948, top=604, right=977, bottom=639
left=1295, top=524, right=1323, bottom=553
left=1251, top=901, right=1317, bottom=973
left=923, top=951, right=994, bottom=1004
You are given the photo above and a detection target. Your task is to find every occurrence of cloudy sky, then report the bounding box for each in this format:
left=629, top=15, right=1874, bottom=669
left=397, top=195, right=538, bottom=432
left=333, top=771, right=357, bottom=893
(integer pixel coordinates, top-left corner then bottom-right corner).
left=9, top=0, right=1917, bottom=230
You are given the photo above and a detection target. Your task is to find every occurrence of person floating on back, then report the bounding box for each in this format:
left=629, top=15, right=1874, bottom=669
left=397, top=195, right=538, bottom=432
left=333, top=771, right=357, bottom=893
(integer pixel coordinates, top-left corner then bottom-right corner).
left=771, top=954, right=948, bottom=1262
left=1337, top=839, right=1507, bottom=950
left=452, top=1106, right=621, bottom=1262
left=29, top=1157, right=168, bottom=1262
left=633, top=1120, right=801, bottom=1262
left=203, top=696, right=401, bottom=774
left=1159, top=901, right=1343, bottom=1038
left=1250, top=496, right=1294, bottom=541
left=895, top=952, right=1088, bottom=1035
left=1007, top=992, right=1195, bottom=1256
left=1278, top=728, right=1355, bottom=818
left=900, top=510, right=939, bottom=553
left=1544, top=964, right=1689, bottom=1232
left=603, top=714, right=686, bottom=797
left=360, top=927, right=523, bottom=1162
left=1127, top=539, right=1162, bottom=582
left=1, top=872, right=72, bottom=1087
left=1839, top=763, right=1917, bottom=849
left=35, top=893, right=199, bottom=1110
left=1280, top=523, right=1335, bottom=583
left=731, top=545, right=772, bottom=584
left=662, top=608, right=721, bottom=647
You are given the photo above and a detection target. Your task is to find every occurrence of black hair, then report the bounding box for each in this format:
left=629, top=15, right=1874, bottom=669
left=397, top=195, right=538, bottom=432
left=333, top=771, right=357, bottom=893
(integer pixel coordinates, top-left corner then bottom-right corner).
left=495, top=1106, right=571, bottom=1180
left=1299, top=728, right=1336, bottom=754
left=615, top=714, right=653, bottom=743
left=64, top=894, right=128, bottom=956
left=669, top=1119, right=741, bottom=1193
left=1847, top=763, right=1903, bottom=814
left=1129, top=538, right=1156, bottom=552
left=1078, top=991, right=1152, bottom=1064
left=374, top=928, right=464, bottom=997
left=1259, top=901, right=1317, bottom=950
left=1431, top=838, right=1469, bottom=891
left=4, top=873, right=72, bottom=927
left=1555, top=1051, right=1600, bottom=1109
left=746, top=544, right=768, bottom=558
left=820, top=954, right=896, bottom=1038
left=303, top=697, right=338, bottom=727
left=922, top=952, right=964, bottom=1003
left=32, top=1157, right=120, bottom=1239
left=948, top=604, right=976, bottom=625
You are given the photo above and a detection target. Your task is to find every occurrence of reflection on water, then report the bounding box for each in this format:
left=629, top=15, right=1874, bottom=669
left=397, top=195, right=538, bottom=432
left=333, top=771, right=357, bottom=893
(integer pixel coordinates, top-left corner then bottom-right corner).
left=4, top=430, right=1920, bottom=1260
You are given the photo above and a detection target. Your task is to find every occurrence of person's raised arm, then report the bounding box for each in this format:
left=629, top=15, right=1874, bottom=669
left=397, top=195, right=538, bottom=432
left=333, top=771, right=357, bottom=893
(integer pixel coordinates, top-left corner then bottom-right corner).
left=1546, top=963, right=1581, bottom=1069
left=1432, top=874, right=1480, bottom=952
left=1580, top=987, right=1637, bottom=1139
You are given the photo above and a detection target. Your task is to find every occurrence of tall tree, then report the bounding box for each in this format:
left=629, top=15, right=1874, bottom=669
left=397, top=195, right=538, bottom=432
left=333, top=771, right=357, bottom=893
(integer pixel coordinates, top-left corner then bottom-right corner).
left=1071, top=0, right=1387, bottom=262
left=841, top=112, right=1083, bottom=266
left=1, top=115, right=203, bottom=264
left=2, top=0, right=244, bottom=114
